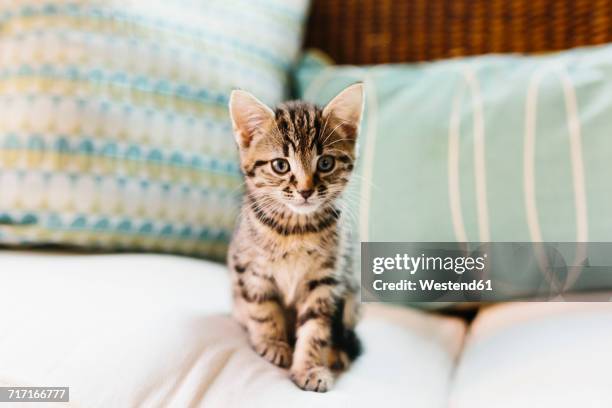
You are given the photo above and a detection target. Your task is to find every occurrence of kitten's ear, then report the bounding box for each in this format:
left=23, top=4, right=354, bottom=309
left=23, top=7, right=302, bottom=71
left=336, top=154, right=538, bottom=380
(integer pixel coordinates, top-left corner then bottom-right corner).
left=322, top=83, right=364, bottom=139
left=229, top=90, right=275, bottom=149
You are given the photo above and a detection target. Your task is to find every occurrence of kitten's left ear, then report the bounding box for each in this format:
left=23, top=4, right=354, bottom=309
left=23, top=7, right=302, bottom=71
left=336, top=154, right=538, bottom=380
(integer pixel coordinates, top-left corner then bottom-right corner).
left=229, top=90, right=275, bottom=149
left=322, top=83, right=364, bottom=139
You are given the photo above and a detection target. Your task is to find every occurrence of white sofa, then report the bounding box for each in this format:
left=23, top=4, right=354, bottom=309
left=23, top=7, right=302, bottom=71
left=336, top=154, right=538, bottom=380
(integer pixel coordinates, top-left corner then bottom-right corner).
left=1, top=251, right=611, bottom=408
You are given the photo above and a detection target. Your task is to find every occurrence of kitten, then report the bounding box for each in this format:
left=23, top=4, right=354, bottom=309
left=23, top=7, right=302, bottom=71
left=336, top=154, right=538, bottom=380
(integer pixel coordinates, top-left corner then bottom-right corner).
left=227, top=83, right=364, bottom=392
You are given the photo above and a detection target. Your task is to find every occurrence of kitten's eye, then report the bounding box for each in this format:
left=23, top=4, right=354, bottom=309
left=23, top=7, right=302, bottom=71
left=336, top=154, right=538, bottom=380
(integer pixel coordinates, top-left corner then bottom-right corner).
left=271, top=158, right=290, bottom=174
left=317, top=155, right=335, bottom=172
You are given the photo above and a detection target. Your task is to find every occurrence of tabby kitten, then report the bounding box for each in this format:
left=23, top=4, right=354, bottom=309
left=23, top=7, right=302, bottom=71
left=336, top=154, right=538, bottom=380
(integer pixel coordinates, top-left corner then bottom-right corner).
left=227, top=83, right=364, bottom=392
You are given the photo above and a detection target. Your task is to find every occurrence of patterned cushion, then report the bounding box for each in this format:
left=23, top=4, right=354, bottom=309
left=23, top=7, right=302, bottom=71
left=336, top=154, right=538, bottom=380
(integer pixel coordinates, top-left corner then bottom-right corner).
left=0, top=0, right=309, bottom=259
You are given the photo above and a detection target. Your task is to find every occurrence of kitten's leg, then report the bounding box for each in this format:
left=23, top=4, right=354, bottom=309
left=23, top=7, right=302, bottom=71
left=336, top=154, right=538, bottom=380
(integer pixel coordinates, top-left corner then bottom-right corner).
left=233, top=275, right=292, bottom=368
left=328, top=291, right=362, bottom=372
left=326, top=347, right=350, bottom=372
left=290, top=279, right=339, bottom=392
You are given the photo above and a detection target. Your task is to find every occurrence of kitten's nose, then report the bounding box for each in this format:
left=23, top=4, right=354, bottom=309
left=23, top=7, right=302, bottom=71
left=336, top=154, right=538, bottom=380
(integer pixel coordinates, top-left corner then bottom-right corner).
left=299, top=189, right=314, bottom=200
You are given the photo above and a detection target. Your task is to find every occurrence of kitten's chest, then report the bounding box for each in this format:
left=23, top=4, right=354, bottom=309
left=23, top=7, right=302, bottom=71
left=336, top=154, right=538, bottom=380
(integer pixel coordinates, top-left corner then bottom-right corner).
left=268, top=250, right=316, bottom=306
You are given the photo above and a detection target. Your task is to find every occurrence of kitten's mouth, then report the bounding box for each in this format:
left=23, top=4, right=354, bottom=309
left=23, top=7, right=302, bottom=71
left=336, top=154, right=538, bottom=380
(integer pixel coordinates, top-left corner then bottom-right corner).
left=287, top=201, right=318, bottom=214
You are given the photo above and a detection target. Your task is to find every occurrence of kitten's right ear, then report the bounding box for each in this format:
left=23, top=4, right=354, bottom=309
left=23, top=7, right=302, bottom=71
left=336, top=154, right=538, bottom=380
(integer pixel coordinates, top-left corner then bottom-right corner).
left=229, top=90, right=275, bottom=149
left=322, top=83, right=364, bottom=140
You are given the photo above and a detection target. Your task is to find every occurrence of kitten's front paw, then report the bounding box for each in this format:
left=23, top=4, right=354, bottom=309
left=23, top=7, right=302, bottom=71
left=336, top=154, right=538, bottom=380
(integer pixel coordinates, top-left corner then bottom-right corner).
left=253, top=339, right=292, bottom=368
left=290, top=366, right=334, bottom=392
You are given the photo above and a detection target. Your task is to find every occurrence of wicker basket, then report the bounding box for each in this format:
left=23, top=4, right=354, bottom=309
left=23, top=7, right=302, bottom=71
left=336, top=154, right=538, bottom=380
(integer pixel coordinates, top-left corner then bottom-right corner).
left=304, top=0, right=612, bottom=64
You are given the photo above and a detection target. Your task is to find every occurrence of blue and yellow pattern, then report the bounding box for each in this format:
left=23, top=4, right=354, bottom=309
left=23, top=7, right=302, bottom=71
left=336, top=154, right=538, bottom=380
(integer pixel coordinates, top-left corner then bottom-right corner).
left=0, top=0, right=309, bottom=259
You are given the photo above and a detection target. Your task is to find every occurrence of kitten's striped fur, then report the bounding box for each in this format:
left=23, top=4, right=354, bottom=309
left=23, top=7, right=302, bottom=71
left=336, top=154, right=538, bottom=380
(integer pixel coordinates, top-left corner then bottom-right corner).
left=228, top=84, right=364, bottom=392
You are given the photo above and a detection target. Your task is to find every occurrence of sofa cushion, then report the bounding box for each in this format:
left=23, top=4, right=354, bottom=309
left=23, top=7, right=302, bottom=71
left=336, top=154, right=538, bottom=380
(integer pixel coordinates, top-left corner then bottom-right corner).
left=450, top=302, right=612, bottom=408
left=0, top=251, right=466, bottom=408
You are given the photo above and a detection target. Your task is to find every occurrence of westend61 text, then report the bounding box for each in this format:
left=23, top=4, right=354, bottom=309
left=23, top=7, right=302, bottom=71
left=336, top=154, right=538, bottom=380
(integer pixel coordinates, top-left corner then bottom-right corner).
left=372, top=279, right=493, bottom=292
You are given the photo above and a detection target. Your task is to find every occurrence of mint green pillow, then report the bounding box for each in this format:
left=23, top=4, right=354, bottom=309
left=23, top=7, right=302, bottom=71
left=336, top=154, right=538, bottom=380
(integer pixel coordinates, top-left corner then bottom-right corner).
left=0, top=0, right=309, bottom=259
left=296, top=46, right=612, bottom=245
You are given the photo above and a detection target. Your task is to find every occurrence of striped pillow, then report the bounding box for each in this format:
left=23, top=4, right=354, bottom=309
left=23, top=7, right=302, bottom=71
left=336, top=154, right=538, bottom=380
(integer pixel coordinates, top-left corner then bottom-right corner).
left=296, top=46, right=612, bottom=244
left=0, top=0, right=309, bottom=259
left=296, top=46, right=612, bottom=304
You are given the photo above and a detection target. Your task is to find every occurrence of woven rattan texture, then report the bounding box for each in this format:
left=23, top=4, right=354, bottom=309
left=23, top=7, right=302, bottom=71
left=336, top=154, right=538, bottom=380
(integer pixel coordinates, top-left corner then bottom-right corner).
left=304, top=0, right=612, bottom=63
